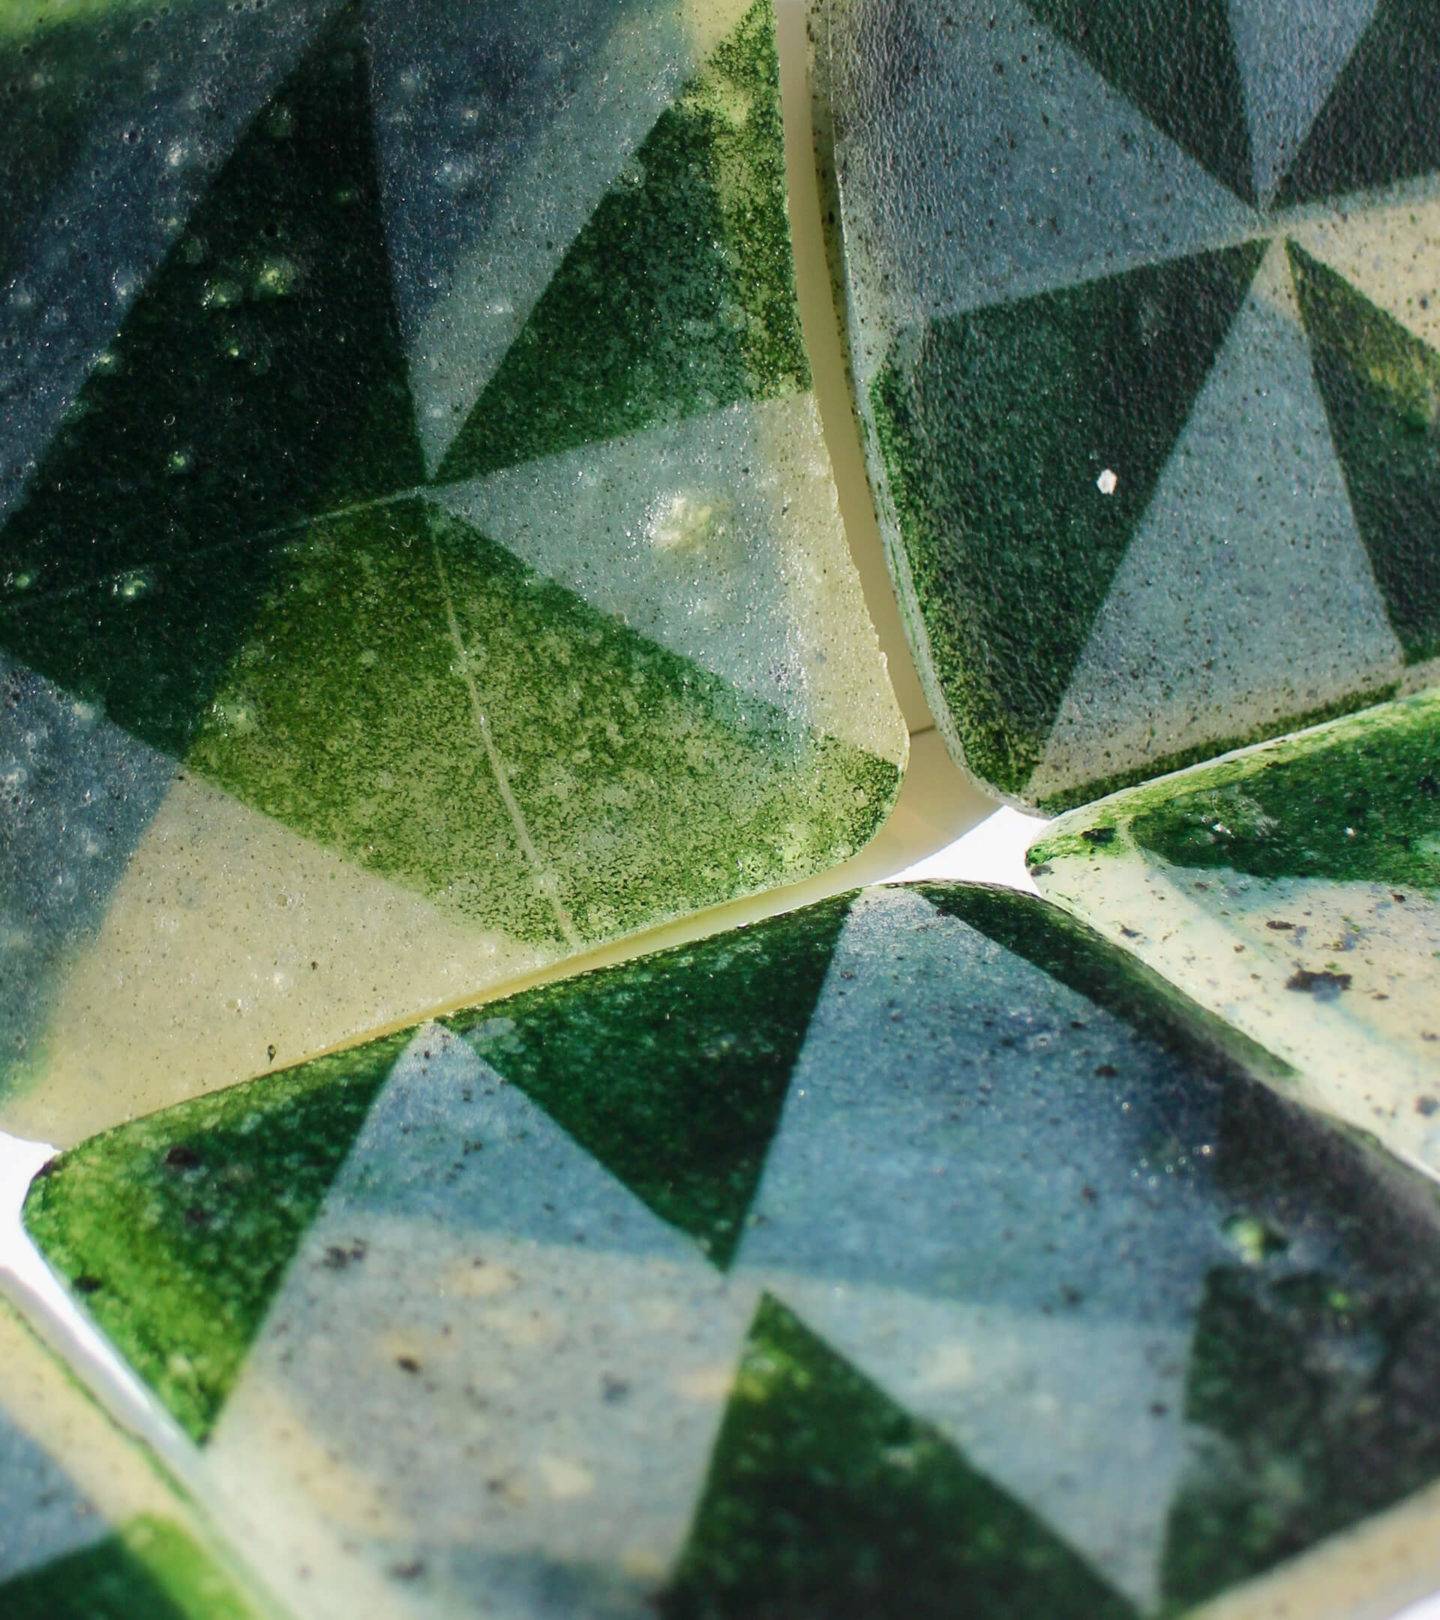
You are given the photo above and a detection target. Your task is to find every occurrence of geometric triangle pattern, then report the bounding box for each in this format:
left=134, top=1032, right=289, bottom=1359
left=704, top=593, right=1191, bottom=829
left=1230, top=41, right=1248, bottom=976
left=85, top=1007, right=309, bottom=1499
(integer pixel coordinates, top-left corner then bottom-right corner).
left=0, top=1297, right=264, bottom=1617
left=829, top=0, right=1440, bottom=807
left=0, top=0, right=904, bottom=1144
left=1029, top=690, right=1440, bottom=1180
left=26, top=882, right=1440, bottom=1618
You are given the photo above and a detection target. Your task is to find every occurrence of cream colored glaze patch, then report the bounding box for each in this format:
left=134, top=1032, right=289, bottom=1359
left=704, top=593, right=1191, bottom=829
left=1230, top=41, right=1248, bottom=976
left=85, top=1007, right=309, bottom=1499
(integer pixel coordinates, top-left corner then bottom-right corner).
left=1040, top=850, right=1440, bottom=1176
left=12, top=775, right=547, bottom=1145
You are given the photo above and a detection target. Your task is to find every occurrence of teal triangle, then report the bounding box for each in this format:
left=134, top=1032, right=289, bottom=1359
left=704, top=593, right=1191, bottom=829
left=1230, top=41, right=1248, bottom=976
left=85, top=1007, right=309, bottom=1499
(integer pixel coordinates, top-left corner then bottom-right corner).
left=1288, top=241, right=1440, bottom=663
left=1277, top=0, right=1440, bottom=206
left=660, top=1294, right=1138, bottom=1620
left=1160, top=1079, right=1440, bottom=1609
left=871, top=240, right=1265, bottom=796
left=0, top=0, right=423, bottom=760
left=451, top=895, right=857, bottom=1267
left=23, top=1029, right=410, bottom=1443
left=1025, top=0, right=1255, bottom=203
left=434, top=0, right=807, bottom=484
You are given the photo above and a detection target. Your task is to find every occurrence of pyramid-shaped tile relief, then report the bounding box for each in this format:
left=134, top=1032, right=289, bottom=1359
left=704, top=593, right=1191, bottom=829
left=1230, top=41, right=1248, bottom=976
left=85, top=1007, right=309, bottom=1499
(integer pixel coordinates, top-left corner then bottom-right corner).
left=26, top=883, right=1440, bottom=1619
left=825, top=0, right=1440, bottom=807
left=0, top=0, right=904, bottom=1147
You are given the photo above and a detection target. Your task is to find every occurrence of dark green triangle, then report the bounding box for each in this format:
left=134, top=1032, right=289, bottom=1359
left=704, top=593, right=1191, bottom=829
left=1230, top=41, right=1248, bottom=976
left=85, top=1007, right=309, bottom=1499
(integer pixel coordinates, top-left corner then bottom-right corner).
left=872, top=240, right=1265, bottom=797
left=1160, top=1079, right=1440, bottom=1609
left=1025, top=0, right=1254, bottom=203
left=434, top=0, right=807, bottom=484
left=1277, top=0, right=1440, bottom=206
left=0, top=0, right=423, bottom=759
left=1129, top=682, right=1440, bottom=892
left=660, top=1295, right=1138, bottom=1620
left=1288, top=241, right=1440, bottom=663
left=183, top=498, right=896, bottom=949
left=23, top=1028, right=410, bottom=1442
left=0, top=1516, right=261, bottom=1620
left=451, top=894, right=857, bottom=1267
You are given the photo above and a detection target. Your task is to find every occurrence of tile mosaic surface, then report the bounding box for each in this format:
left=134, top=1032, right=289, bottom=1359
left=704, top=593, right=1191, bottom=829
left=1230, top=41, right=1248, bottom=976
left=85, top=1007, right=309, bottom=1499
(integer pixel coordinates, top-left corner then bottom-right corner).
left=26, top=881, right=1440, bottom=1619
left=0, top=1295, right=265, bottom=1618
left=823, top=0, right=1440, bottom=809
left=0, top=0, right=904, bottom=1148
left=1029, top=692, right=1440, bottom=1182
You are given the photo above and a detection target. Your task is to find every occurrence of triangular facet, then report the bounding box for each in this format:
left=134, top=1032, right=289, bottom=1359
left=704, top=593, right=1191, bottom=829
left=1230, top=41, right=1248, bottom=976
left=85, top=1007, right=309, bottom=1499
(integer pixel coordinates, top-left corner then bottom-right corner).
left=1160, top=1081, right=1440, bottom=1609
left=183, top=499, right=897, bottom=951
left=0, top=0, right=423, bottom=759
left=453, top=894, right=856, bottom=1266
left=1226, top=0, right=1380, bottom=202
left=24, top=1028, right=408, bottom=1442
left=871, top=240, right=1265, bottom=799
left=1277, top=0, right=1440, bottom=206
left=1026, top=0, right=1254, bottom=203
left=739, top=887, right=1220, bottom=1609
left=433, top=393, right=903, bottom=759
left=1031, top=242, right=1402, bottom=804
left=1289, top=241, right=1440, bottom=662
left=829, top=0, right=1258, bottom=344
left=1288, top=189, right=1440, bottom=355
left=367, top=0, right=709, bottom=474
left=661, top=1295, right=1138, bottom=1620
left=435, top=0, right=807, bottom=483
left=0, top=0, right=336, bottom=531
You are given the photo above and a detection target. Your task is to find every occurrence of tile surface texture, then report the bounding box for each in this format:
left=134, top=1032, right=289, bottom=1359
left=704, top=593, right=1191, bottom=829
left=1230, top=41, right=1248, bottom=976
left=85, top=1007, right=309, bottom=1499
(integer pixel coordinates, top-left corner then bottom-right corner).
left=0, top=0, right=904, bottom=1147
left=824, top=0, right=1440, bottom=808
left=0, top=1296, right=265, bottom=1618
left=1030, top=693, right=1440, bottom=1179
left=26, top=882, right=1440, bottom=1619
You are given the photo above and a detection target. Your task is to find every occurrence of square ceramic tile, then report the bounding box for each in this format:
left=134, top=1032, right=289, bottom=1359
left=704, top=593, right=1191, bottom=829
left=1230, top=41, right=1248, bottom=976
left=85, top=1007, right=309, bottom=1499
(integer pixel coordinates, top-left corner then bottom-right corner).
left=0, top=0, right=904, bottom=1146
left=1030, top=692, right=1440, bottom=1180
left=26, top=883, right=1440, bottom=1619
left=823, top=0, right=1440, bottom=809
left=0, top=1296, right=265, bottom=1617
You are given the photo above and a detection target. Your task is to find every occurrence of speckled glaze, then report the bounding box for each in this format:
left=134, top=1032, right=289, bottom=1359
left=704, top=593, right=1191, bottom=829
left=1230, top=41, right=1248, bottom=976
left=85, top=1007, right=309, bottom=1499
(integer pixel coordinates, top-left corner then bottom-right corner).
left=26, top=882, right=1440, bottom=1620
left=823, top=0, right=1440, bottom=809
left=1030, top=692, right=1440, bottom=1180
left=0, top=1297, right=263, bottom=1617
left=0, top=0, right=904, bottom=1148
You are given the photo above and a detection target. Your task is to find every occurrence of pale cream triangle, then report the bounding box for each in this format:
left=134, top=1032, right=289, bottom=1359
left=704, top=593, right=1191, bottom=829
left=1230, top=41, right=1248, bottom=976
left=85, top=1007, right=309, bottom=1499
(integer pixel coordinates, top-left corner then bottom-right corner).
left=14, top=774, right=549, bottom=1147
left=1287, top=180, right=1440, bottom=351
left=1028, top=239, right=1403, bottom=803
left=432, top=393, right=906, bottom=764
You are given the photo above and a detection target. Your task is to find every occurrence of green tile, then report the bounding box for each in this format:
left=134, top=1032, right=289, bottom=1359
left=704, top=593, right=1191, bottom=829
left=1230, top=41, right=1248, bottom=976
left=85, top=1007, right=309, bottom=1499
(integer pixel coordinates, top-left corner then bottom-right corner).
left=0, top=0, right=902, bottom=1147
left=1030, top=692, right=1440, bottom=1179
left=26, top=883, right=1440, bottom=1618
left=825, top=0, right=1439, bottom=808
left=1, top=0, right=423, bottom=759
left=437, top=0, right=807, bottom=483
left=662, top=1294, right=1137, bottom=1620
